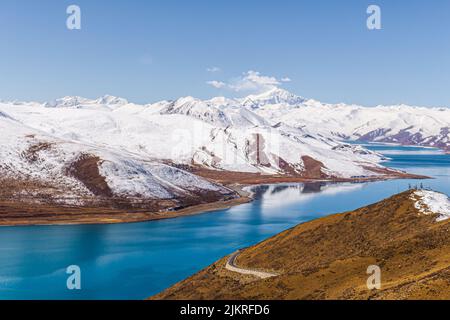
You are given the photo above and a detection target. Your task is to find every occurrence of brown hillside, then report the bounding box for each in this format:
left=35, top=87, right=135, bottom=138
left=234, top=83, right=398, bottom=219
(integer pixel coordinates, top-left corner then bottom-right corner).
left=152, top=190, right=450, bottom=300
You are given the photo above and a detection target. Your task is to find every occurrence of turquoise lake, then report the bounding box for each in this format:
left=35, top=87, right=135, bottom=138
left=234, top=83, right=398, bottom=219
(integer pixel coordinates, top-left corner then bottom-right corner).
left=0, top=144, right=449, bottom=300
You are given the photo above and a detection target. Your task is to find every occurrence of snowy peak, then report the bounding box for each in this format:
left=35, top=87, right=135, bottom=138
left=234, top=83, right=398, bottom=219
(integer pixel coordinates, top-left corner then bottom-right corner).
left=44, top=96, right=91, bottom=108
left=159, top=95, right=270, bottom=128
left=241, top=88, right=306, bottom=108
left=159, top=96, right=230, bottom=127
left=44, top=95, right=128, bottom=109
left=95, top=95, right=129, bottom=106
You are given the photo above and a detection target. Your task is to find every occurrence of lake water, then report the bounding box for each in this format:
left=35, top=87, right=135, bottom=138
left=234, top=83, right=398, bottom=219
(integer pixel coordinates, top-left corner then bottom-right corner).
left=0, top=144, right=449, bottom=300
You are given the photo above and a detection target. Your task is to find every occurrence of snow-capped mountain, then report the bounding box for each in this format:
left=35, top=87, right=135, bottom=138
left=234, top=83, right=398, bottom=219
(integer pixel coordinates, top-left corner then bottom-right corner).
left=241, top=88, right=306, bottom=109
left=248, top=90, right=450, bottom=152
left=0, top=110, right=233, bottom=210
left=0, top=89, right=432, bottom=213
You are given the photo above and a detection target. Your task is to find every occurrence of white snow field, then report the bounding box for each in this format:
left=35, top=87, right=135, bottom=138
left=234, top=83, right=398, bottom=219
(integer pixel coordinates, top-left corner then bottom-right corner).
left=412, top=190, right=450, bottom=222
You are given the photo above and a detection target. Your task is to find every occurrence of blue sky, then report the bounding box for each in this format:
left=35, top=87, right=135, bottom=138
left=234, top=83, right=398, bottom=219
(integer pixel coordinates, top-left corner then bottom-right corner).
left=0, top=0, right=449, bottom=107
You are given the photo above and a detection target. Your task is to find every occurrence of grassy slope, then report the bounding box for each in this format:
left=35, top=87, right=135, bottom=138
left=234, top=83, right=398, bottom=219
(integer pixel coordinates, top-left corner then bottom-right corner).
left=152, top=191, right=450, bottom=300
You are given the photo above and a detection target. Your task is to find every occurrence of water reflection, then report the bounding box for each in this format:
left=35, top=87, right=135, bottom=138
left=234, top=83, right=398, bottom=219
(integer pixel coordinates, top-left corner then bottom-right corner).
left=246, top=182, right=365, bottom=212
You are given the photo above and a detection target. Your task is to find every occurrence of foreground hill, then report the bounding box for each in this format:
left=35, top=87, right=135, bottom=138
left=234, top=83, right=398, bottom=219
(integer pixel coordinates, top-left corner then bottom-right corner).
left=152, top=190, right=450, bottom=300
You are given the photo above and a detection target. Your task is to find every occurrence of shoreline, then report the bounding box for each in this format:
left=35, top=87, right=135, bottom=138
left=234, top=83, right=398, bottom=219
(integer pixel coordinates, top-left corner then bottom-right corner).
left=352, top=140, right=450, bottom=154
left=0, top=170, right=429, bottom=228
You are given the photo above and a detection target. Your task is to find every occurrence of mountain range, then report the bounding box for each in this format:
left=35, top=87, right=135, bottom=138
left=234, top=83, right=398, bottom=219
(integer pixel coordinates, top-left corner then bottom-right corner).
left=251, top=88, right=450, bottom=153
left=0, top=89, right=444, bottom=224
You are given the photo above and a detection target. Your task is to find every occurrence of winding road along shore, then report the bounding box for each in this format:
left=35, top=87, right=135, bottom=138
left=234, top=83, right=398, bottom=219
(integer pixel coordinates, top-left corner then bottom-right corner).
left=225, top=250, right=278, bottom=279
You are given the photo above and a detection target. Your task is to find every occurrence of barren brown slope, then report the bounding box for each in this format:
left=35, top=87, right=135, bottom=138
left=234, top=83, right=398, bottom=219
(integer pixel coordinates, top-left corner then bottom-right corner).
left=152, top=190, right=450, bottom=300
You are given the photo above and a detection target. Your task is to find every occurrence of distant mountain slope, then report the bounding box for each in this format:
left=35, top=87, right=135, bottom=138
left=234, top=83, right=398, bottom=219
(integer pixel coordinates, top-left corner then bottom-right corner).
left=0, top=112, right=236, bottom=225
left=248, top=89, right=450, bottom=153
left=152, top=190, right=450, bottom=300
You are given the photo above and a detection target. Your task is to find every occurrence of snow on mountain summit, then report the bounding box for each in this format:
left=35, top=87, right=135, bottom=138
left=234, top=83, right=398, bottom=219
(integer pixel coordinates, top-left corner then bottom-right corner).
left=241, top=88, right=306, bottom=108
left=159, top=95, right=270, bottom=128
left=95, top=95, right=129, bottom=106
left=44, top=96, right=92, bottom=108
left=43, top=95, right=128, bottom=109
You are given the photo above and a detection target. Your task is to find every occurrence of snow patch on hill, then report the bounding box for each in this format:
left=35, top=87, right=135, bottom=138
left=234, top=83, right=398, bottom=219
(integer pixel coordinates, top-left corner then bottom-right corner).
left=99, top=155, right=228, bottom=199
left=412, top=190, right=450, bottom=222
